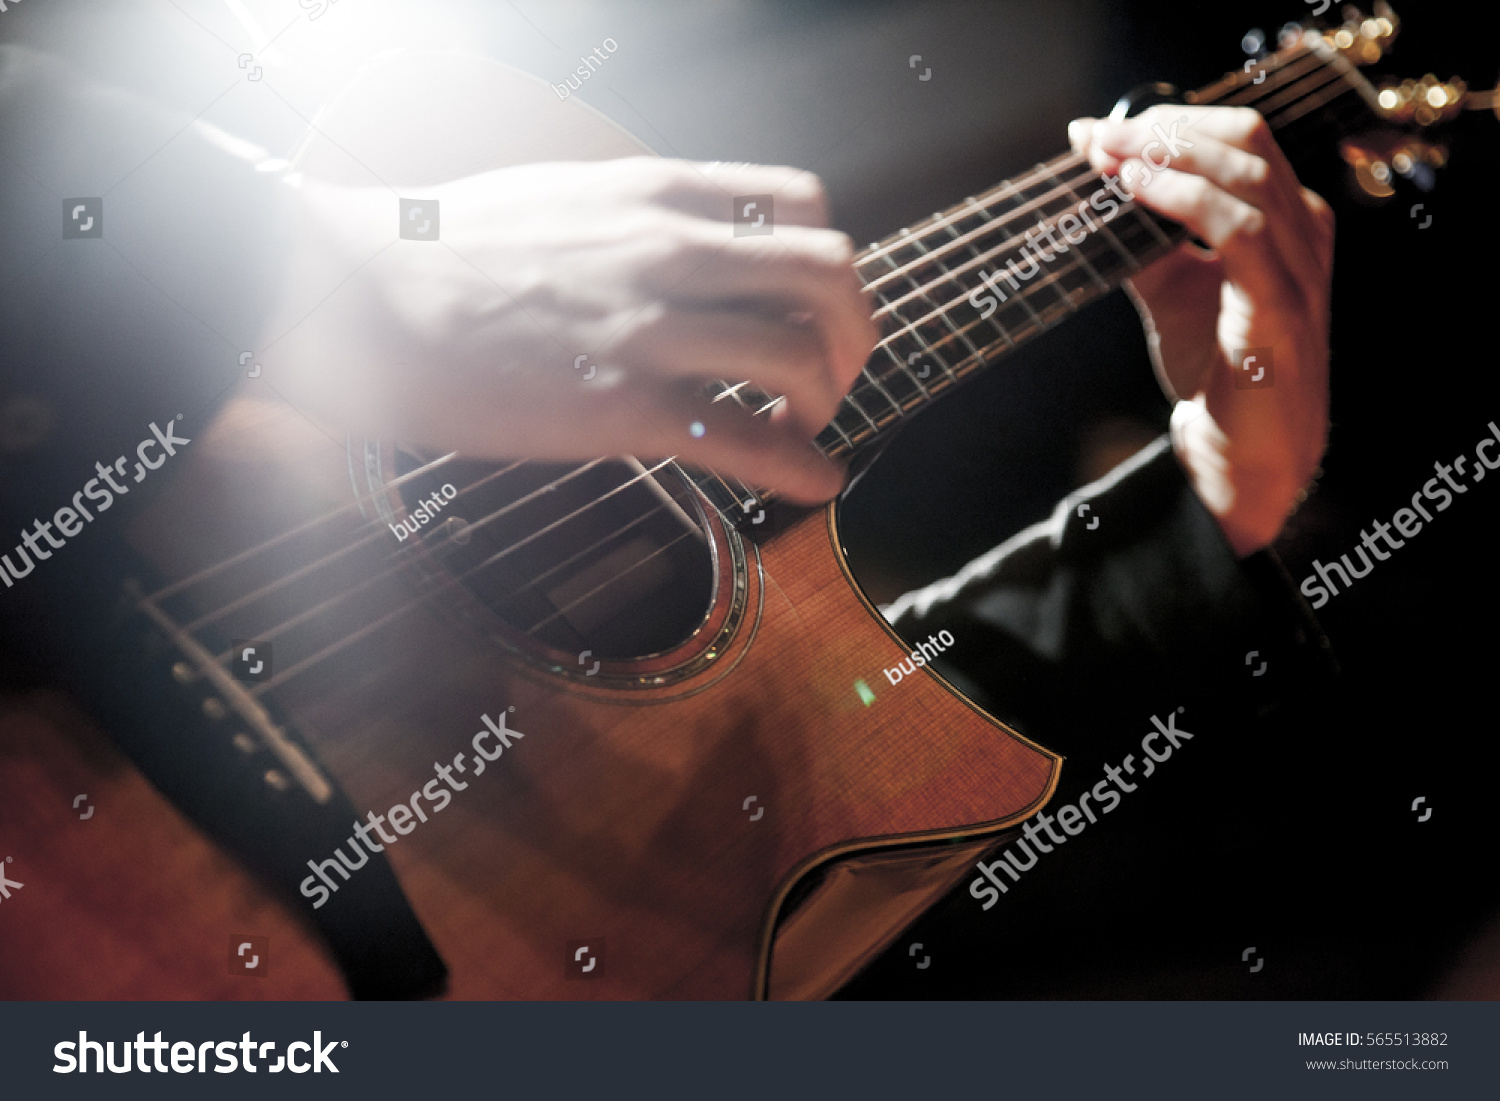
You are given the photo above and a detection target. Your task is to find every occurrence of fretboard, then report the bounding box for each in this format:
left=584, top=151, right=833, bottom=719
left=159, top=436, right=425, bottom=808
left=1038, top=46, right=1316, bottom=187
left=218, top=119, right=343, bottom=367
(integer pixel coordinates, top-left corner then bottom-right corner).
left=690, top=27, right=1377, bottom=522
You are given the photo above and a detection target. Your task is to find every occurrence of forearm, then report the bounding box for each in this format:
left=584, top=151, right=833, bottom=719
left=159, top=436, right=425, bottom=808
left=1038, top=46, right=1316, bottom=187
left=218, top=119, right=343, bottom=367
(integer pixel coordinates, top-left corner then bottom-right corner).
left=881, top=436, right=1336, bottom=735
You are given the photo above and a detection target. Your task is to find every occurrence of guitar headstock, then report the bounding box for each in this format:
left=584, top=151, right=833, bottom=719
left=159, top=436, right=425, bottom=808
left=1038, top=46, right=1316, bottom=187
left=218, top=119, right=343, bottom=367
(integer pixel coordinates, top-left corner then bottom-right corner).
left=1233, top=4, right=1495, bottom=201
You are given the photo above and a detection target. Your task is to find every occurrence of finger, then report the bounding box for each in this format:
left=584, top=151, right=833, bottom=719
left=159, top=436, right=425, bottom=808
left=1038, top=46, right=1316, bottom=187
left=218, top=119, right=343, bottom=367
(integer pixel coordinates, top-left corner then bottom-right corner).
left=1067, top=117, right=1101, bottom=154
left=1299, top=184, right=1336, bottom=285
left=1085, top=115, right=1324, bottom=301
left=1122, top=248, right=1225, bottom=399
left=603, top=307, right=845, bottom=436
left=1116, top=106, right=1333, bottom=262
left=1085, top=158, right=1304, bottom=311
left=637, top=158, right=833, bottom=227
left=633, top=383, right=848, bottom=504
left=659, top=222, right=879, bottom=398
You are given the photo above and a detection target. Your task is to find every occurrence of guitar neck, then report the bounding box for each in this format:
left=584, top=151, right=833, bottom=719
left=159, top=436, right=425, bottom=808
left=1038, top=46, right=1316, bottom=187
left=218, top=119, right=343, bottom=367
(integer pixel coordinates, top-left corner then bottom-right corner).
left=691, top=25, right=1381, bottom=520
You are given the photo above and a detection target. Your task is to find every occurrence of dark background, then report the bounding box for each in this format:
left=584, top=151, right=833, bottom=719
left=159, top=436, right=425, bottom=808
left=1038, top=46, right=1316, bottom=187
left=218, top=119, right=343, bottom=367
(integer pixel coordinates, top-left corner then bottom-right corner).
left=3, top=0, right=1496, bottom=999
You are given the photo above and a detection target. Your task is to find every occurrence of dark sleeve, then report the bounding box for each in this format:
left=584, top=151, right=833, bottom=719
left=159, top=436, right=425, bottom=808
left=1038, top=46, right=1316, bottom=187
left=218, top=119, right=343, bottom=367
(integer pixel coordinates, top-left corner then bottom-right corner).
left=0, top=42, right=297, bottom=672
left=0, top=42, right=297, bottom=507
left=880, top=435, right=1337, bottom=744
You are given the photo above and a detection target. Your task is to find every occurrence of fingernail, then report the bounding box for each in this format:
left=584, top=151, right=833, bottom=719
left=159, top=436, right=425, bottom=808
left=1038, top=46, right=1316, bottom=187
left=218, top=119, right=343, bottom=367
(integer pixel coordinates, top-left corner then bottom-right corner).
left=1067, top=118, right=1092, bottom=148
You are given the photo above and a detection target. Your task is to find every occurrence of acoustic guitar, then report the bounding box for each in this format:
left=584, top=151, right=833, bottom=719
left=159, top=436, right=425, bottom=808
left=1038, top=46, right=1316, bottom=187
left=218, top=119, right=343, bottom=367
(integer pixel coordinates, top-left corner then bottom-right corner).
left=4, top=4, right=1477, bottom=1000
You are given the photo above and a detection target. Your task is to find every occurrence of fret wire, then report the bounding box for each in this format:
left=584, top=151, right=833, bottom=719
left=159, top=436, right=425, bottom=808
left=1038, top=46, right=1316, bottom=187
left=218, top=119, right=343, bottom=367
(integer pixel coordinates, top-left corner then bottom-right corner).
left=840, top=388, right=884, bottom=435
left=920, top=220, right=990, bottom=365
left=859, top=38, right=1337, bottom=299
left=1076, top=188, right=1139, bottom=275
left=856, top=145, right=1089, bottom=272
left=874, top=226, right=980, bottom=397
left=984, top=200, right=1051, bottom=332
left=864, top=172, right=1074, bottom=345
left=860, top=155, right=1093, bottom=306
left=1128, top=201, right=1176, bottom=251
left=865, top=159, right=1115, bottom=327
left=910, top=320, right=958, bottom=390
left=1042, top=167, right=1111, bottom=295
left=963, top=196, right=1018, bottom=352
left=880, top=341, right=932, bottom=401
left=817, top=33, right=1357, bottom=468
left=855, top=236, right=922, bottom=417
left=708, top=380, right=756, bottom=413
left=854, top=363, right=906, bottom=419
left=821, top=413, right=856, bottom=451
left=1018, top=167, right=1086, bottom=317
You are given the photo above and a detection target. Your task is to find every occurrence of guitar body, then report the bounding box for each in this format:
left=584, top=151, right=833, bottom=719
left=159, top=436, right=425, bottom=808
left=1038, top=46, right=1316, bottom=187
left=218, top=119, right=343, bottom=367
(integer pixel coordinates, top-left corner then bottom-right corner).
left=99, top=52, right=1059, bottom=999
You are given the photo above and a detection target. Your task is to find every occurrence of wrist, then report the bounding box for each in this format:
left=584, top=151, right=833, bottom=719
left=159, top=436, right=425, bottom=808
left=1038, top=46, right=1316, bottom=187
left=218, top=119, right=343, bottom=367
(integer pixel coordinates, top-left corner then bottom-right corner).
left=1170, top=398, right=1298, bottom=557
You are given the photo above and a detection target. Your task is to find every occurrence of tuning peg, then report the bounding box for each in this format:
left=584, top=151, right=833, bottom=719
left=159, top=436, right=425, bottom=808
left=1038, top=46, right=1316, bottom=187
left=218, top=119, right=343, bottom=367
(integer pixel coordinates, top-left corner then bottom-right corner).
left=1392, top=150, right=1437, bottom=192
left=1340, top=134, right=1446, bottom=201
left=1376, top=74, right=1467, bottom=127
left=1241, top=28, right=1268, bottom=59
left=1324, top=4, right=1398, bottom=65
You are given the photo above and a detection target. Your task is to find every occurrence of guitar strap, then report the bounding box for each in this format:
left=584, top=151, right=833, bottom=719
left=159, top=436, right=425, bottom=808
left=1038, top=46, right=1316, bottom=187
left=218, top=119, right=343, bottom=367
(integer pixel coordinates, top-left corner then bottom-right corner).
left=21, top=523, right=449, bottom=1001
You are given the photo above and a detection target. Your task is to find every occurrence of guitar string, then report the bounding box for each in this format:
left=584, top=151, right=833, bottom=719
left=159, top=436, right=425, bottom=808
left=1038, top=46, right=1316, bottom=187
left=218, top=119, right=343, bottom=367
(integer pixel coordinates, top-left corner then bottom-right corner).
left=202, top=139, right=1107, bottom=646
left=147, top=448, right=462, bottom=601
left=169, top=44, right=1346, bottom=638
left=184, top=456, right=532, bottom=633
left=854, top=41, right=1323, bottom=277
left=248, top=65, right=1359, bottom=687
left=174, top=38, right=1352, bottom=652
left=853, top=52, right=1343, bottom=338
left=248, top=458, right=693, bottom=692
left=206, top=455, right=685, bottom=663
left=523, top=524, right=704, bottom=637
left=837, top=48, right=1360, bottom=435
left=848, top=46, right=1348, bottom=369
left=162, top=35, right=1362, bottom=685
left=495, top=43, right=1368, bottom=637
left=622, top=47, right=1344, bottom=478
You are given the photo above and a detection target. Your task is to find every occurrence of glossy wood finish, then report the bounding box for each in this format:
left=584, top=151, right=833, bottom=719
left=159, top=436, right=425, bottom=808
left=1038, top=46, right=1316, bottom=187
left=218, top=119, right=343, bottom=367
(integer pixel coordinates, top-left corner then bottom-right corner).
left=2, top=53, right=1061, bottom=1000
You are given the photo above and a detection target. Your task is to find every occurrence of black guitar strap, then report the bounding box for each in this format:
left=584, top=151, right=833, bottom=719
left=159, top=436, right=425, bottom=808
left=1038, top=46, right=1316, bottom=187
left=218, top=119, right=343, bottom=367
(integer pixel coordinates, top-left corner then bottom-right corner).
left=17, top=524, right=449, bottom=1001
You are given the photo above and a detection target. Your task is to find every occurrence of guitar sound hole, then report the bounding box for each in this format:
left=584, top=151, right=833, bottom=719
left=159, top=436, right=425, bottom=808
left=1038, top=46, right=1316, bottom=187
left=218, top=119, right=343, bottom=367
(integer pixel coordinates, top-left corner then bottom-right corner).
left=394, top=451, right=717, bottom=661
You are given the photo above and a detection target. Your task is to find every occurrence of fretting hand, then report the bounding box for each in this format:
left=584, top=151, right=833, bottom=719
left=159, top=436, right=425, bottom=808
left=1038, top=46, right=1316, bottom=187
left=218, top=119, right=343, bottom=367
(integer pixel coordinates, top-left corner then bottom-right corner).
left=1068, top=105, right=1334, bottom=555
